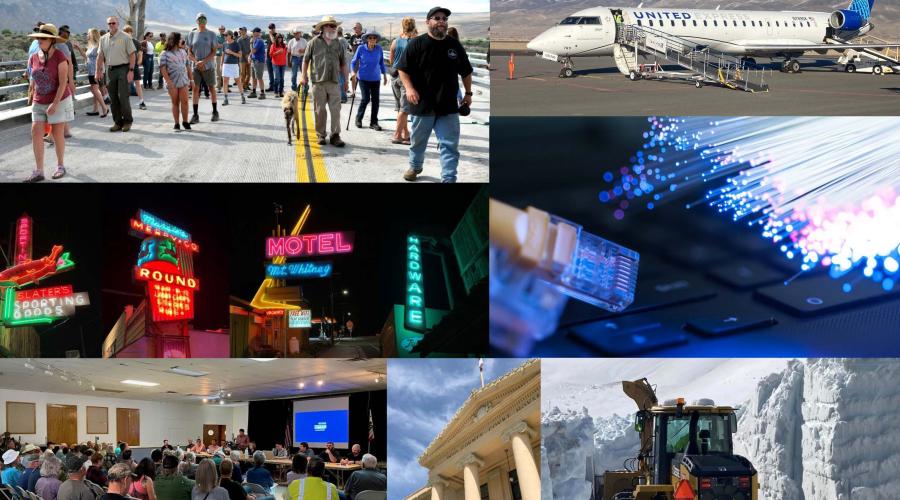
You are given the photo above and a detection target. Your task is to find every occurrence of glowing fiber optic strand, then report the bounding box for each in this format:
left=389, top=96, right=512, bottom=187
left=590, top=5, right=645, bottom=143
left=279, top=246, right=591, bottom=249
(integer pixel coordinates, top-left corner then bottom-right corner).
left=597, top=116, right=900, bottom=290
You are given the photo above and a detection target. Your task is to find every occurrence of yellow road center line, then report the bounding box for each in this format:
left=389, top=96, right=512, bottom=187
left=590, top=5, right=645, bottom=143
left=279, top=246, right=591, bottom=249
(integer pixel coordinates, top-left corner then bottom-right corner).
left=294, top=92, right=329, bottom=183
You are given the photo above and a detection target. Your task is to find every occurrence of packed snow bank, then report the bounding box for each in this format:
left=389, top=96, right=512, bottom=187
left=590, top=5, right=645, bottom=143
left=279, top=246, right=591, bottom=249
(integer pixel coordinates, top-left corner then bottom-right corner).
left=737, top=358, right=900, bottom=500
left=542, top=407, right=596, bottom=500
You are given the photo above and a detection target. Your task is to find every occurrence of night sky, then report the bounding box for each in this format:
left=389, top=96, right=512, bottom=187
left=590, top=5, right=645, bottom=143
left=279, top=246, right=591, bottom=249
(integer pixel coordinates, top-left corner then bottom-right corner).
left=0, top=185, right=104, bottom=357
left=101, top=185, right=231, bottom=338
left=228, top=184, right=482, bottom=336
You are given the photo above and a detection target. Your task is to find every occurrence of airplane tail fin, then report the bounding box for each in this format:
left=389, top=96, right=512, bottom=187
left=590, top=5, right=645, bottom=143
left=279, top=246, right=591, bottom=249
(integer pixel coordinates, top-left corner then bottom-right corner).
left=848, top=0, right=875, bottom=20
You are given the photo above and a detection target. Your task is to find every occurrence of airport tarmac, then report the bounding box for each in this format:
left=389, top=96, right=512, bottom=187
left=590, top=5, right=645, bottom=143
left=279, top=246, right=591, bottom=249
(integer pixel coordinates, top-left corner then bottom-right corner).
left=492, top=53, right=900, bottom=116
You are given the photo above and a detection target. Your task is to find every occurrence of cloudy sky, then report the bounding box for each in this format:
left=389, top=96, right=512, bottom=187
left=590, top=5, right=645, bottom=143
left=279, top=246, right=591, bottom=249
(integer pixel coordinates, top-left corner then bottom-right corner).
left=205, top=0, right=488, bottom=16
left=387, top=359, right=528, bottom=500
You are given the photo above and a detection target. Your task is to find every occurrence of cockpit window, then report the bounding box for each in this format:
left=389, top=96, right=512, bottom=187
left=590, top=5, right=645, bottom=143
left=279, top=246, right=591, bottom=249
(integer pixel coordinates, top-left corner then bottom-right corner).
left=578, top=17, right=601, bottom=25
left=560, top=17, right=580, bottom=25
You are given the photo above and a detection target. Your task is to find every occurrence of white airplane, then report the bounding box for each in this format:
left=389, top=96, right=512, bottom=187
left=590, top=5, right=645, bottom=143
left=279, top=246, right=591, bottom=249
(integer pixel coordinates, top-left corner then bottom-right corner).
left=527, top=0, right=900, bottom=77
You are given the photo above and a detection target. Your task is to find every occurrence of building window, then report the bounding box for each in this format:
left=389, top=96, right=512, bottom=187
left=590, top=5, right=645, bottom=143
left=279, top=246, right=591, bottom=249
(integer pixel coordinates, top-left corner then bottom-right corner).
left=480, top=483, right=490, bottom=500
left=508, top=470, right=523, bottom=500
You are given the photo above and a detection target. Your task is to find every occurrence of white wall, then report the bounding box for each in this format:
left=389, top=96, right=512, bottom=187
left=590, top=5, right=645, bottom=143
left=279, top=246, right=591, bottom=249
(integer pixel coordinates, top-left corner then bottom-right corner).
left=0, top=388, right=248, bottom=447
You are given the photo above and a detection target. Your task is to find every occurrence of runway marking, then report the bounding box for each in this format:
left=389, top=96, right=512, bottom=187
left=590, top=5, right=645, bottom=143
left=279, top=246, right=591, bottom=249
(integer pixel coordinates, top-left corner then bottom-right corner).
left=295, top=92, right=329, bottom=183
left=525, top=76, right=546, bottom=82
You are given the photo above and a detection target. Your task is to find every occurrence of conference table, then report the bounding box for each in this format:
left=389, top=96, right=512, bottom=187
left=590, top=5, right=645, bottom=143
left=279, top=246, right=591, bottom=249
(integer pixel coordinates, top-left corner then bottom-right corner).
left=237, top=455, right=361, bottom=488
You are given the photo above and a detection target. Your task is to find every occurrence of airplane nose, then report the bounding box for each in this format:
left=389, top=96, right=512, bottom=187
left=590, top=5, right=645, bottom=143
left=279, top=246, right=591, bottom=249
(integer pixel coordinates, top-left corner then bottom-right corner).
left=527, top=32, right=549, bottom=53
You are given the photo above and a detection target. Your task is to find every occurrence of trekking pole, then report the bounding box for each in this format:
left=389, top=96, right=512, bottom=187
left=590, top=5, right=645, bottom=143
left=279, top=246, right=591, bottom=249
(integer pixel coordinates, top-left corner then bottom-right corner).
left=345, top=91, right=356, bottom=131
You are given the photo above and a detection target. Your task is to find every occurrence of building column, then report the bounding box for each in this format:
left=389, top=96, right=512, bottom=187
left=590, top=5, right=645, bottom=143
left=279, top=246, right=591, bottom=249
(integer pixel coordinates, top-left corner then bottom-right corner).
left=457, top=453, right=484, bottom=500
left=428, top=476, right=449, bottom=500
left=502, top=421, right=541, bottom=500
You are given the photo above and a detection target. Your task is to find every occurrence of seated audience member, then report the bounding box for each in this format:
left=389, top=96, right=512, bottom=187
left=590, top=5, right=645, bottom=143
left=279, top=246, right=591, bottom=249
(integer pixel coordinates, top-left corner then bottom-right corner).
left=119, top=450, right=136, bottom=470
left=57, top=454, right=94, bottom=500
left=162, top=440, right=171, bottom=450
left=191, top=459, right=228, bottom=500
left=18, top=444, right=42, bottom=491
left=285, top=455, right=307, bottom=485
left=286, top=458, right=338, bottom=500
left=272, top=443, right=288, bottom=458
left=35, top=455, right=64, bottom=500
left=129, top=458, right=157, bottom=500
left=86, top=453, right=108, bottom=487
left=154, top=454, right=194, bottom=500
left=343, top=454, right=385, bottom=500
left=1, top=449, right=20, bottom=486
left=234, top=431, right=249, bottom=452
left=244, top=451, right=274, bottom=493
left=340, top=445, right=362, bottom=465
left=318, top=443, right=340, bottom=464
left=217, top=460, right=246, bottom=500
left=222, top=449, right=242, bottom=483
left=101, top=463, right=137, bottom=500
left=152, top=449, right=164, bottom=478
left=297, top=443, right=313, bottom=459
left=102, top=446, right=117, bottom=471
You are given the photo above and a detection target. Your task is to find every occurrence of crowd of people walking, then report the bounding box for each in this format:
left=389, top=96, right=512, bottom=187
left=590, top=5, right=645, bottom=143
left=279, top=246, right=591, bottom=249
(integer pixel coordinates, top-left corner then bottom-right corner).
left=21, top=5, right=477, bottom=183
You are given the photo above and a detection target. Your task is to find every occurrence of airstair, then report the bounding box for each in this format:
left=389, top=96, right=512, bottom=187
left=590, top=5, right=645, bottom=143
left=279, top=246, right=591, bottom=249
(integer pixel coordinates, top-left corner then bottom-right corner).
left=614, top=24, right=770, bottom=92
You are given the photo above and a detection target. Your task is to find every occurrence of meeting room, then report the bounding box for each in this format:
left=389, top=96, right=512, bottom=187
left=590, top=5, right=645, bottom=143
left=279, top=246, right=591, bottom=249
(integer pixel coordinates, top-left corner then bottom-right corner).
left=0, top=359, right=387, bottom=500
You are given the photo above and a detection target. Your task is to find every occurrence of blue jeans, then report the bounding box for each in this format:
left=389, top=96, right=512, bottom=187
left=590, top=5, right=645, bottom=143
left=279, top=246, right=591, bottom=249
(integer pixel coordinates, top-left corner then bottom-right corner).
left=356, top=80, right=379, bottom=125
left=409, top=113, right=460, bottom=183
left=291, top=56, right=302, bottom=91
left=273, top=65, right=285, bottom=93
left=266, top=56, right=274, bottom=89
left=143, top=56, right=154, bottom=88
left=339, top=73, right=347, bottom=101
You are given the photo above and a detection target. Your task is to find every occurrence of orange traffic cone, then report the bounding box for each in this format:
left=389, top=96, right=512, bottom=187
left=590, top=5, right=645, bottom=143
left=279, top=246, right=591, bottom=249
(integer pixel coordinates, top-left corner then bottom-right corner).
left=508, top=53, right=515, bottom=80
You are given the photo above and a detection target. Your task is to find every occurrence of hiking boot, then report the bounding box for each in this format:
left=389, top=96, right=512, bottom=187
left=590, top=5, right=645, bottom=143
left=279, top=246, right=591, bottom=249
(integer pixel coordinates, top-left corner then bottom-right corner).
left=259, top=92, right=266, bottom=100
left=370, top=123, right=382, bottom=131
left=330, top=135, right=345, bottom=147
left=109, top=123, right=123, bottom=132
left=317, top=137, right=327, bottom=145
left=248, top=90, right=258, bottom=98
left=355, top=118, right=363, bottom=128
left=211, top=111, right=220, bottom=122
left=403, top=169, right=419, bottom=182
left=190, top=114, right=200, bottom=124
left=122, top=123, right=132, bottom=132
left=223, top=97, right=229, bottom=106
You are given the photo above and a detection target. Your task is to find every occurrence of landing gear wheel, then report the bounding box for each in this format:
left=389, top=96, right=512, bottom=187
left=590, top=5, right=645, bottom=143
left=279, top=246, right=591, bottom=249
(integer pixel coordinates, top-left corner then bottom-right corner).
left=845, top=63, right=857, bottom=73
left=695, top=80, right=704, bottom=88
left=563, top=67, right=574, bottom=78
left=629, top=70, right=640, bottom=81
left=873, top=65, right=884, bottom=75
left=787, top=59, right=801, bottom=73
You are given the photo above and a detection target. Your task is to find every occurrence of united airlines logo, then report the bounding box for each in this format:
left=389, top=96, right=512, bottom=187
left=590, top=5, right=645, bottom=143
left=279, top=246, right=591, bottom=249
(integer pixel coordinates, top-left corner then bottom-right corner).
left=633, top=11, right=693, bottom=20
left=851, top=0, right=871, bottom=19
left=314, top=421, right=328, bottom=432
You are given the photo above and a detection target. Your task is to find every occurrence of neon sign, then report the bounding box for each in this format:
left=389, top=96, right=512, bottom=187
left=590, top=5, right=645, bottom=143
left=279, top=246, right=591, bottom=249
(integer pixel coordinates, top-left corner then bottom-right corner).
left=147, top=283, right=194, bottom=322
left=138, top=210, right=190, bottom=240
left=265, top=261, right=333, bottom=279
left=405, top=234, right=426, bottom=332
left=0, top=245, right=75, bottom=287
left=265, top=309, right=285, bottom=317
left=135, top=267, right=200, bottom=290
left=3, top=286, right=90, bottom=327
left=13, top=214, right=33, bottom=266
left=265, top=232, right=354, bottom=258
left=130, top=211, right=199, bottom=253
left=288, top=309, right=312, bottom=328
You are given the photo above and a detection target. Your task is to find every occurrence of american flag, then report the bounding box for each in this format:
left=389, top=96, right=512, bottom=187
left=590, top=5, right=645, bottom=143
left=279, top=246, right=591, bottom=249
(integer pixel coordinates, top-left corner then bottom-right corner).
left=285, top=407, right=293, bottom=449
left=368, top=408, right=375, bottom=442
left=479, top=358, right=485, bottom=388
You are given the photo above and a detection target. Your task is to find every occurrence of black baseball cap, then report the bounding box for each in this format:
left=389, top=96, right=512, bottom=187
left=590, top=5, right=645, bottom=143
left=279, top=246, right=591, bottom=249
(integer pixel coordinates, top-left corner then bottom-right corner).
left=268, top=23, right=276, bottom=29
left=252, top=27, right=262, bottom=33
left=427, top=7, right=451, bottom=19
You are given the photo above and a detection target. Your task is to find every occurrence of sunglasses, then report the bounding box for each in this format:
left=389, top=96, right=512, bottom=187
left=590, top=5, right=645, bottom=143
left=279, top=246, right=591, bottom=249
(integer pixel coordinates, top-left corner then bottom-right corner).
left=108, top=22, right=118, bottom=25
left=431, top=16, right=448, bottom=21
left=323, top=24, right=336, bottom=29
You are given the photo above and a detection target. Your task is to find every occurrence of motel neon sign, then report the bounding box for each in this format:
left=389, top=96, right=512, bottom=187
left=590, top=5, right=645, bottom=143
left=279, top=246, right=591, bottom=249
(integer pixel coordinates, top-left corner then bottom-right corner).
left=405, top=235, right=426, bottom=332
left=265, top=261, right=333, bottom=279
left=265, top=232, right=354, bottom=258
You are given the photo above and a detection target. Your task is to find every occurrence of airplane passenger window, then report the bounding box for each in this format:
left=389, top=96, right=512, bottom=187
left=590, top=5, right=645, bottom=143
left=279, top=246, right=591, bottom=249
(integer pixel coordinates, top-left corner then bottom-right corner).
left=807, top=21, right=811, bottom=27
left=637, top=20, right=643, bottom=26
left=703, top=20, right=708, bottom=27
left=742, top=21, right=747, bottom=27
left=713, top=20, right=717, bottom=26
left=560, top=17, right=580, bottom=25
left=733, top=20, right=738, bottom=26
left=682, top=20, right=687, bottom=27
left=671, top=20, right=675, bottom=27
left=751, top=21, right=756, bottom=27
left=775, top=21, right=780, bottom=27
left=693, top=20, right=698, bottom=26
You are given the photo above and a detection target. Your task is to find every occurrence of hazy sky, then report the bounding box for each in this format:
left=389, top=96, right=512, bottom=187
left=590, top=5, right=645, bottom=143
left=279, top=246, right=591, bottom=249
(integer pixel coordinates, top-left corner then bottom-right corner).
left=206, top=0, right=488, bottom=16
left=387, top=359, right=528, bottom=500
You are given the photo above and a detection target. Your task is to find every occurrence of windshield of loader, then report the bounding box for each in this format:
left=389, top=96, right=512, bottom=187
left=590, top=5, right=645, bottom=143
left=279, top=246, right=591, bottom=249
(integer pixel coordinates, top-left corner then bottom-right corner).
left=666, top=413, right=733, bottom=455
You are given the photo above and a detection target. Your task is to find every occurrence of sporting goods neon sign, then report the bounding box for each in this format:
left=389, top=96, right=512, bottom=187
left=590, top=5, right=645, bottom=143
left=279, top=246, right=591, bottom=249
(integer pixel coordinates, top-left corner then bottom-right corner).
left=135, top=267, right=200, bottom=290
left=13, top=214, right=33, bottom=266
left=265, top=232, right=354, bottom=258
left=265, top=261, right=333, bottom=279
left=3, top=286, right=90, bottom=327
left=0, top=245, right=75, bottom=288
left=405, top=234, right=426, bottom=332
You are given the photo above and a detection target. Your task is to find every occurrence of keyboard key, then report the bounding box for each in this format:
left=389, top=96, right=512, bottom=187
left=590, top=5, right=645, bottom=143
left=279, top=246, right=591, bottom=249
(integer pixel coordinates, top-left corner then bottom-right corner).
left=755, top=274, right=900, bottom=317
left=685, top=315, right=777, bottom=336
left=707, top=261, right=786, bottom=290
left=569, top=316, right=688, bottom=355
left=560, top=275, right=717, bottom=326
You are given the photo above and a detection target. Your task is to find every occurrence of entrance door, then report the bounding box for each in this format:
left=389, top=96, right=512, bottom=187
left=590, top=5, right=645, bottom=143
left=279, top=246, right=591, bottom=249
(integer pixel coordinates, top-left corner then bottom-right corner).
left=47, top=404, right=77, bottom=445
left=116, top=408, right=141, bottom=446
left=202, top=424, right=227, bottom=445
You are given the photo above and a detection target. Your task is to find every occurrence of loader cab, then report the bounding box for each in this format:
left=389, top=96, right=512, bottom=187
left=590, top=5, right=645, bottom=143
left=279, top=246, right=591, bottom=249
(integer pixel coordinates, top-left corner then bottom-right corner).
left=649, top=408, right=737, bottom=485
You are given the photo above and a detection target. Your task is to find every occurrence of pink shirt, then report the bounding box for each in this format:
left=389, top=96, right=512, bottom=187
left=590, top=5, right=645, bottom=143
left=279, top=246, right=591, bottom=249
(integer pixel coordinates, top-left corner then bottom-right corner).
left=29, top=49, right=71, bottom=105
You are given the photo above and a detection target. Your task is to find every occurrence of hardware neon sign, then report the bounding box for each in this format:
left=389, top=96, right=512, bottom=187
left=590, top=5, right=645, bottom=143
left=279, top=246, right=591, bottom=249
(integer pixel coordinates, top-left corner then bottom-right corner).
left=265, top=232, right=354, bottom=258
left=265, top=261, right=333, bottom=279
left=405, top=235, right=426, bottom=332
left=13, top=214, right=33, bottom=266
left=3, top=286, right=90, bottom=327
left=0, top=245, right=75, bottom=288
left=135, top=267, right=200, bottom=290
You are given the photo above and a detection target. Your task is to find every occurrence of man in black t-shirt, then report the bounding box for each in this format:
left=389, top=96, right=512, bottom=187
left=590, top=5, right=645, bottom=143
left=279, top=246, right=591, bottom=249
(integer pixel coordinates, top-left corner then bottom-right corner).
left=397, top=6, right=473, bottom=183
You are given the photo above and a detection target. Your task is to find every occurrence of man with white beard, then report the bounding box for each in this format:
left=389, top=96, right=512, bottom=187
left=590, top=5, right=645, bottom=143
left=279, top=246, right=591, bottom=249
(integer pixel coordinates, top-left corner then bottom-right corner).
left=301, top=16, right=349, bottom=147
